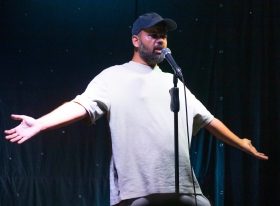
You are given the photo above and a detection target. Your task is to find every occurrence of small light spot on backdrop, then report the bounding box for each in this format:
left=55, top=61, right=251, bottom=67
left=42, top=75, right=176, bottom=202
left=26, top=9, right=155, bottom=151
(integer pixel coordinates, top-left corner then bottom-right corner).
left=218, top=49, right=224, bottom=54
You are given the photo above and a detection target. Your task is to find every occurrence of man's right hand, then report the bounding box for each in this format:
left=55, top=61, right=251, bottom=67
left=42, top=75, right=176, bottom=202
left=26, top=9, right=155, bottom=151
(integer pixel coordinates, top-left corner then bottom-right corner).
left=4, top=114, right=42, bottom=144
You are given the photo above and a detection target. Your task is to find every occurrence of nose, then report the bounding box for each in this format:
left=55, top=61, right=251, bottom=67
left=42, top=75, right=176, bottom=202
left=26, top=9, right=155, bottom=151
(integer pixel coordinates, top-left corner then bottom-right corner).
left=155, top=38, right=166, bottom=48
left=156, top=38, right=163, bottom=44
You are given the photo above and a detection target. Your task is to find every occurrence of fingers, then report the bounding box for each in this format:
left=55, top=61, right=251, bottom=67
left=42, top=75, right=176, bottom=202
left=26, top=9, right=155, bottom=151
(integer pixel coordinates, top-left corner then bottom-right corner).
left=18, top=137, right=29, bottom=144
left=4, top=129, right=23, bottom=143
left=10, top=114, right=24, bottom=121
left=5, top=131, right=29, bottom=144
left=9, top=135, right=24, bottom=143
left=250, top=145, right=269, bottom=160
left=251, top=148, right=269, bottom=160
left=4, top=126, right=27, bottom=143
left=5, top=134, right=29, bottom=144
left=254, top=150, right=269, bottom=160
left=242, top=138, right=269, bottom=160
left=9, top=136, right=27, bottom=144
left=4, top=115, right=25, bottom=136
left=5, top=131, right=18, bottom=139
left=4, top=128, right=16, bottom=135
left=256, top=153, right=269, bottom=160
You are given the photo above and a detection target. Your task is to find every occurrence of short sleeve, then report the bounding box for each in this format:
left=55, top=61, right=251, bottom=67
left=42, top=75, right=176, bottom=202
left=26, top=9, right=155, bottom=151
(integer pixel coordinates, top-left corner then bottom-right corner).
left=71, top=70, right=111, bottom=124
left=187, top=89, right=214, bottom=135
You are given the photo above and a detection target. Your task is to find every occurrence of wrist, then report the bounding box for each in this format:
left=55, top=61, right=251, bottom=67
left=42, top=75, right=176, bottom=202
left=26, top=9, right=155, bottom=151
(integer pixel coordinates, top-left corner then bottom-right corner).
left=35, top=118, right=46, bottom=132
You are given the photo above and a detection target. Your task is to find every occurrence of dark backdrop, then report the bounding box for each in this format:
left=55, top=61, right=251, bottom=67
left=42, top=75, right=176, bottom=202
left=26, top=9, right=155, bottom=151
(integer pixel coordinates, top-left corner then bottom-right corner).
left=0, top=0, right=279, bottom=206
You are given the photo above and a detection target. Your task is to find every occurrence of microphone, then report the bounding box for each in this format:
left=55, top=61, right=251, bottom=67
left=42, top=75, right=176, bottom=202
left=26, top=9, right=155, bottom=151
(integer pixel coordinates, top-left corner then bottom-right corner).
left=161, top=48, right=184, bottom=81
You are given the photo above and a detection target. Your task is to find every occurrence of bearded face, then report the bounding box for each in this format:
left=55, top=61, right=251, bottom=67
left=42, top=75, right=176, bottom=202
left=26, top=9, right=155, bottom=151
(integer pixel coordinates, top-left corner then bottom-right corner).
left=132, top=24, right=168, bottom=67
left=139, top=42, right=164, bottom=65
left=138, top=40, right=165, bottom=66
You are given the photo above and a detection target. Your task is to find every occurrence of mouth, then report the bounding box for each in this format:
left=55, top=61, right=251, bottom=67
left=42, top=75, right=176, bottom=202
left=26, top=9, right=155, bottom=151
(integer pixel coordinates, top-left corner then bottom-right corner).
left=154, top=47, right=164, bottom=54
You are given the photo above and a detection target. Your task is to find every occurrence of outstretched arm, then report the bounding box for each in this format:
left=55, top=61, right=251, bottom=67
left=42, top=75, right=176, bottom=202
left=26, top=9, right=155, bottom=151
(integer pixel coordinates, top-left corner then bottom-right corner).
left=205, top=118, right=268, bottom=160
left=4, top=102, right=88, bottom=144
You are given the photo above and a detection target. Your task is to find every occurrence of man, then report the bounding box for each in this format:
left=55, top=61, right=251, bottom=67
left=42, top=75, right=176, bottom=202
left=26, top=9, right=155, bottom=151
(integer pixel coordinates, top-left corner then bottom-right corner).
left=5, top=12, right=268, bottom=206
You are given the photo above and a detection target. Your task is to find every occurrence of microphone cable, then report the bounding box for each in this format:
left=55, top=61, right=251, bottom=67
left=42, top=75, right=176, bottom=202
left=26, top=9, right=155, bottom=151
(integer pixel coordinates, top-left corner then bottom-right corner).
left=181, top=76, right=198, bottom=206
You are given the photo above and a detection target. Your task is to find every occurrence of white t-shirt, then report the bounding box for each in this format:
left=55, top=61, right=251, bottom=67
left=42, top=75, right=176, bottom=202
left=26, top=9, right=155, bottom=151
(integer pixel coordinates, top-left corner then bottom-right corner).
left=72, top=61, right=214, bottom=205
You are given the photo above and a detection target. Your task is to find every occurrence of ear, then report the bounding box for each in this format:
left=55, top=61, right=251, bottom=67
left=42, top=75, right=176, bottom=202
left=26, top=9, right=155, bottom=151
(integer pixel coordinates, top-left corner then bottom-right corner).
left=132, top=35, right=140, bottom=48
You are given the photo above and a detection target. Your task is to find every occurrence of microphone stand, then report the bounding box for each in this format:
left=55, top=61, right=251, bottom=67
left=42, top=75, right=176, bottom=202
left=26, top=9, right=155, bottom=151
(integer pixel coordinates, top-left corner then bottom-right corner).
left=169, top=74, right=180, bottom=194
left=164, top=48, right=198, bottom=205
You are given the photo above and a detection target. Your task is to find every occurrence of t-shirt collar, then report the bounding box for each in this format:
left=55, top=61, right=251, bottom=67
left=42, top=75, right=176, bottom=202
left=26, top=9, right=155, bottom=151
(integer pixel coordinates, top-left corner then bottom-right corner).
left=128, top=61, right=161, bottom=73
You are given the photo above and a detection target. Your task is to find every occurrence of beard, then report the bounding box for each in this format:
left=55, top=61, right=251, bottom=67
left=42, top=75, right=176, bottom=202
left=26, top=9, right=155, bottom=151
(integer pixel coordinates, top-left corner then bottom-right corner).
left=138, top=42, right=164, bottom=67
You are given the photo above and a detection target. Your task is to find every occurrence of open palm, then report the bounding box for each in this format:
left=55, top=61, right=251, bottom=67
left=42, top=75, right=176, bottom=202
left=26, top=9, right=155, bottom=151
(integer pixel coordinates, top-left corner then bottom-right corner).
left=4, top=114, right=41, bottom=144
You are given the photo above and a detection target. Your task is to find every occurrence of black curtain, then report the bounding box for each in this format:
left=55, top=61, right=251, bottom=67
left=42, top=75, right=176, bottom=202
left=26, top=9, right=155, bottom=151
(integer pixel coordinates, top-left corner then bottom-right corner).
left=1, top=1, right=279, bottom=206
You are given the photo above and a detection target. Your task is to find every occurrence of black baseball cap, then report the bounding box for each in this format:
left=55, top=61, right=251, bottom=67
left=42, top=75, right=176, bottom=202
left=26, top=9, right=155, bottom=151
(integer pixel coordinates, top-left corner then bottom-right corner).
left=131, top=12, right=177, bottom=35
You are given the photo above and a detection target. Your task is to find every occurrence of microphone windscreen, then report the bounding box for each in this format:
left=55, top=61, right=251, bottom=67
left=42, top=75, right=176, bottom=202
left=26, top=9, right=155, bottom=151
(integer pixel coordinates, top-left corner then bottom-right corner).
left=161, top=48, right=171, bottom=57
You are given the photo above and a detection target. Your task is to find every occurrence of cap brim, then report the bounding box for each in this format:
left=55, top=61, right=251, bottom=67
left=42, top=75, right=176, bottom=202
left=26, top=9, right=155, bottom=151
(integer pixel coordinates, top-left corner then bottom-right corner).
left=131, top=14, right=178, bottom=35
left=144, top=18, right=177, bottom=32
left=162, top=18, right=177, bottom=31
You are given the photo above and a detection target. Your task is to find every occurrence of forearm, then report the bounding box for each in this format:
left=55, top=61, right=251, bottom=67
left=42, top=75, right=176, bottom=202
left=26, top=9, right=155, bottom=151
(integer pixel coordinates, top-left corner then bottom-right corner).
left=205, top=118, right=244, bottom=150
left=205, top=117, right=268, bottom=160
left=37, top=101, right=88, bottom=132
